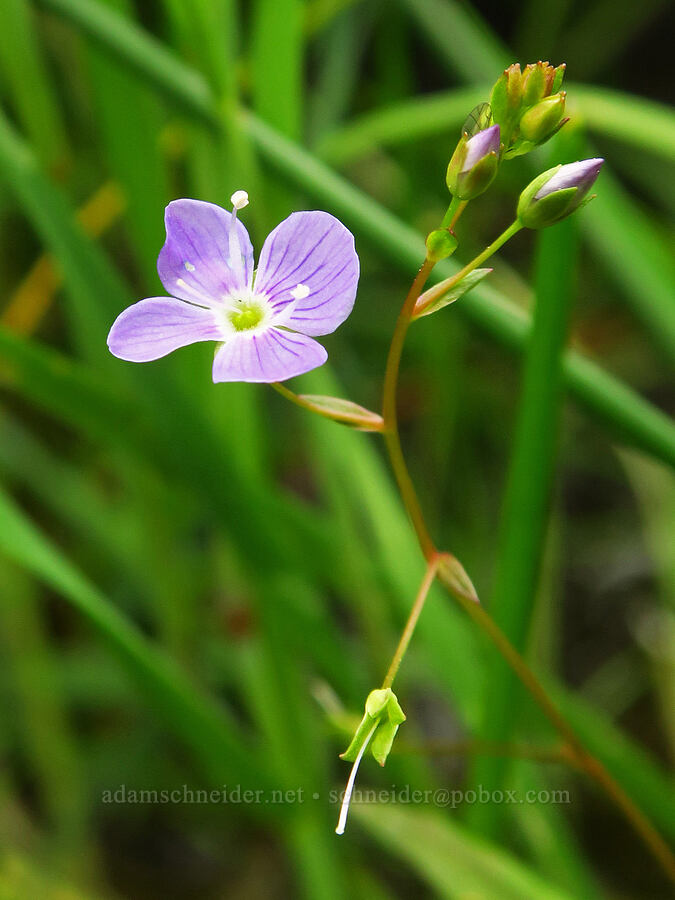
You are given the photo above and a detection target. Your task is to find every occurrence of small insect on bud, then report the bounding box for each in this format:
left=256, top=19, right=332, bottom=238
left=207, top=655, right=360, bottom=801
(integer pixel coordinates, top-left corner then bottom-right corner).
left=426, top=228, right=458, bottom=262
left=517, top=158, right=604, bottom=229
left=519, top=92, right=567, bottom=144
left=446, top=124, right=501, bottom=201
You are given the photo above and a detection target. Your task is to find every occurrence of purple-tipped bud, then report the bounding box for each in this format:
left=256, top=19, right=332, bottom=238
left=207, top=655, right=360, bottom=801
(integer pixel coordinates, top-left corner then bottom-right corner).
left=535, top=158, right=604, bottom=198
left=462, top=124, right=500, bottom=170
left=446, top=124, right=501, bottom=201
left=517, top=158, right=604, bottom=228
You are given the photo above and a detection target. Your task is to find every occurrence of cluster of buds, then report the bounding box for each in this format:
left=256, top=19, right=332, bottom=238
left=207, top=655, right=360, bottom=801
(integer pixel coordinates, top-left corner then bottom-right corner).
left=490, top=61, right=568, bottom=158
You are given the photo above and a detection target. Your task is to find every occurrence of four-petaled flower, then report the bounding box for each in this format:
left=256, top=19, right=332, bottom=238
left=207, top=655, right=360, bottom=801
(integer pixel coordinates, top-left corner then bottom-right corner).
left=107, top=192, right=360, bottom=382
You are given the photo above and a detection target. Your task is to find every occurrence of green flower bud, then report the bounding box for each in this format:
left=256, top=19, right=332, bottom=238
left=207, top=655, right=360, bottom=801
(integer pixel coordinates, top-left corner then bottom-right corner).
left=519, top=92, right=567, bottom=144
left=517, top=158, right=604, bottom=229
left=490, top=64, right=522, bottom=146
left=426, top=228, right=458, bottom=262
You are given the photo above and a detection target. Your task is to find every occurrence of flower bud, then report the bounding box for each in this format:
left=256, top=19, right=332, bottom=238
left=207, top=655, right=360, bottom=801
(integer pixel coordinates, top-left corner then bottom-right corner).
left=446, top=124, right=500, bottom=201
left=519, top=92, right=567, bottom=144
left=490, top=61, right=566, bottom=157
left=490, top=64, right=523, bottom=142
left=517, top=158, right=604, bottom=229
left=426, top=228, right=458, bottom=262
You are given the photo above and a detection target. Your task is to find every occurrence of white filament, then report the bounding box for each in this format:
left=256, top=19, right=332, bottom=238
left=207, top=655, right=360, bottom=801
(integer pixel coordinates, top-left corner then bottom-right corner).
left=335, top=722, right=378, bottom=835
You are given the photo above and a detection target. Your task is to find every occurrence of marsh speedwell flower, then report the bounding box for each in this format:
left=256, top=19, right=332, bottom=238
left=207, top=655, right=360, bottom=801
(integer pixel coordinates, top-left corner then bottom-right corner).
left=108, top=192, right=360, bottom=382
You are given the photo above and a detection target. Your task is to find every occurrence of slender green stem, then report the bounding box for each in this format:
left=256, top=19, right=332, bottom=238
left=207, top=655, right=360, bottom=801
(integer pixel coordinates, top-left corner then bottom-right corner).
left=378, top=252, right=675, bottom=884
left=381, top=555, right=440, bottom=689
left=440, top=196, right=467, bottom=230
left=414, top=219, right=523, bottom=317
left=381, top=258, right=437, bottom=560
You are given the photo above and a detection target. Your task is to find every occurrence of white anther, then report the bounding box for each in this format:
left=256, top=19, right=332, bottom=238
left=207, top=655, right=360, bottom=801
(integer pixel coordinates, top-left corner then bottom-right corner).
left=230, top=190, right=249, bottom=210
left=183, top=261, right=195, bottom=272
left=290, top=283, right=310, bottom=300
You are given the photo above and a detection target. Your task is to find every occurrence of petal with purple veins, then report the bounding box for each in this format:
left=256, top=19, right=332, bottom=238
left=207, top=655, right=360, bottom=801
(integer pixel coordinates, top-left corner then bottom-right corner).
left=255, top=211, right=359, bottom=337
left=108, top=297, right=224, bottom=362
left=158, top=199, right=254, bottom=307
left=212, top=327, right=328, bottom=383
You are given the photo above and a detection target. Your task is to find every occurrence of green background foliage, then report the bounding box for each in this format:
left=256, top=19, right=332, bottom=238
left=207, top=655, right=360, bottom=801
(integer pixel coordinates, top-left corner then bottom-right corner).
left=0, top=0, right=673, bottom=897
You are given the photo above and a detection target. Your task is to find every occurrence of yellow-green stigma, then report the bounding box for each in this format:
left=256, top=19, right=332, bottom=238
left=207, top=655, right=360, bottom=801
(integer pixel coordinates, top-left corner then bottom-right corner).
left=228, top=301, right=264, bottom=332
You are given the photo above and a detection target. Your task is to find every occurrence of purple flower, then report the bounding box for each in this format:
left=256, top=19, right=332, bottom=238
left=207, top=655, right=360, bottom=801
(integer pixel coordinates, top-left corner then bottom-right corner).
left=107, top=193, right=360, bottom=383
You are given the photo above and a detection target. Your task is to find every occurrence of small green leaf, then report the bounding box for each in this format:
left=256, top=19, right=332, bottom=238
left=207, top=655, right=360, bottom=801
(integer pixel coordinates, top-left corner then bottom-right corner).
left=413, top=268, right=492, bottom=319
left=297, top=394, right=384, bottom=430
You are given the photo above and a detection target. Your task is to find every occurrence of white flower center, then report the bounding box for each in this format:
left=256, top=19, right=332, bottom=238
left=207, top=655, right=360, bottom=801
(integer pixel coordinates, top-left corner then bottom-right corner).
left=219, top=288, right=273, bottom=335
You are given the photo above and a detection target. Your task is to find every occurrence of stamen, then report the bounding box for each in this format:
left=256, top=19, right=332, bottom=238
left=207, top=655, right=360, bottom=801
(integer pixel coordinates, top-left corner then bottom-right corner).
left=335, top=722, right=378, bottom=835
left=230, top=190, right=249, bottom=210
left=175, top=277, right=215, bottom=307
left=290, top=283, right=310, bottom=300
left=228, top=189, right=249, bottom=286
left=183, top=261, right=195, bottom=272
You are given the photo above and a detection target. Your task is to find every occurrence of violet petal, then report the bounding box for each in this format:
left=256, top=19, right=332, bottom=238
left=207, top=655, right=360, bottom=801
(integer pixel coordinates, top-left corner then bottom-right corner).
left=158, top=199, right=254, bottom=307
left=108, top=297, right=224, bottom=362
left=212, top=327, right=328, bottom=383
left=255, top=211, right=359, bottom=336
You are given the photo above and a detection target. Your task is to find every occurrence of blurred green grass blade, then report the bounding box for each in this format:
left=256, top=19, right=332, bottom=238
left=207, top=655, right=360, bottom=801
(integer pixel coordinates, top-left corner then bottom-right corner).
left=354, top=803, right=575, bottom=900
left=0, top=561, right=90, bottom=859
left=36, top=0, right=215, bottom=123
left=467, top=218, right=579, bottom=837
left=86, top=0, right=171, bottom=281
left=511, top=762, right=603, bottom=898
left=317, top=84, right=675, bottom=165
left=244, top=112, right=675, bottom=470
left=0, top=484, right=270, bottom=794
left=0, top=409, right=190, bottom=625
left=0, top=324, right=333, bottom=583
left=316, top=85, right=484, bottom=165
left=562, top=0, right=668, bottom=79
left=515, top=0, right=571, bottom=62
left=251, top=0, right=304, bottom=139
left=0, top=325, right=137, bottom=441
left=554, top=685, right=675, bottom=842
left=581, top=164, right=675, bottom=363
left=237, top=582, right=348, bottom=900
left=571, top=85, right=675, bottom=164
left=395, top=0, right=508, bottom=82
left=0, top=0, right=69, bottom=171
left=307, top=3, right=372, bottom=144
left=0, top=106, right=129, bottom=360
